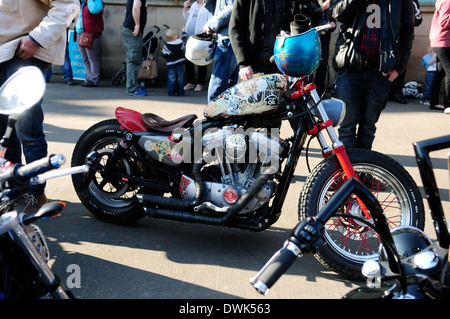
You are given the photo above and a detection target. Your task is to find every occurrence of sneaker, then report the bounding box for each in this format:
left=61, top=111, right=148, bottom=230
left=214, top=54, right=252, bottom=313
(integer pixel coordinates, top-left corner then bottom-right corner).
left=128, top=89, right=147, bottom=96
left=194, top=84, right=203, bottom=92
left=184, top=83, right=195, bottom=90
left=445, top=107, right=450, bottom=114
left=420, top=99, right=430, bottom=106
left=23, top=193, right=47, bottom=215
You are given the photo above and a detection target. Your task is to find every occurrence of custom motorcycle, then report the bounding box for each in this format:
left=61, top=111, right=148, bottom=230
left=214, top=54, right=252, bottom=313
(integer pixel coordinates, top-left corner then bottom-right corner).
left=0, top=67, right=88, bottom=299
left=71, top=25, right=424, bottom=279
left=251, top=134, right=450, bottom=299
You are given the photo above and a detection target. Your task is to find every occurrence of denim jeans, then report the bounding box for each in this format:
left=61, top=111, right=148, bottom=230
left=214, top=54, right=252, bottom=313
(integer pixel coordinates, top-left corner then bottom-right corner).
left=207, top=38, right=239, bottom=102
left=122, top=26, right=143, bottom=93
left=336, top=66, right=392, bottom=150
left=0, top=57, right=49, bottom=195
left=423, top=72, right=435, bottom=100
left=45, top=44, right=73, bottom=81
left=167, top=65, right=185, bottom=96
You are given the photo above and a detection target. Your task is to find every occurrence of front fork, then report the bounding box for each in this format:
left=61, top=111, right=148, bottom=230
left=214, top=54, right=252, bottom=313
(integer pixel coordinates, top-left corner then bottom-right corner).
left=306, top=87, right=370, bottom=218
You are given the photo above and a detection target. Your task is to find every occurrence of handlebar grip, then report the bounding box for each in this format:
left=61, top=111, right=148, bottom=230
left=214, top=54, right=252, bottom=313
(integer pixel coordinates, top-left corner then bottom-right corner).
left=250, top=241, right=301, bottom=295
left=16, top=154, right=65, bottom=180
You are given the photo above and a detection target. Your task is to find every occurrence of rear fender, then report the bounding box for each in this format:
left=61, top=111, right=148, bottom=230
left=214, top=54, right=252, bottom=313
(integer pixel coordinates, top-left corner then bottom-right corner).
left=115, top=107, right=149, bottom=132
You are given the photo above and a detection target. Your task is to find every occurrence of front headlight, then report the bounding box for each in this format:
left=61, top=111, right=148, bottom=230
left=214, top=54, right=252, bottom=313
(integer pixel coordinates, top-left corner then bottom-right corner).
left=320, top=98, right=346, bottom=127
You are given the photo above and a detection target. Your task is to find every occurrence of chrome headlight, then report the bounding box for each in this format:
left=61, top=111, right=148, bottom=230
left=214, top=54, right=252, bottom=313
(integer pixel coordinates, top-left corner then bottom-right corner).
left=316, top=98, right=346, bottom=127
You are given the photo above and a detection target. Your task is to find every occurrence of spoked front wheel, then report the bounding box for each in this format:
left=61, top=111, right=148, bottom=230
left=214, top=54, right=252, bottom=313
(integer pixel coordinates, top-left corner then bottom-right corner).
left=299, top=149, right=425, bottom=280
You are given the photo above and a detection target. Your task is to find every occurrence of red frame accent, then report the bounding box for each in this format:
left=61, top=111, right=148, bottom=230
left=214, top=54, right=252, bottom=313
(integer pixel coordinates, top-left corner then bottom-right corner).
left=290, top=82, right=316, bottom=99
left=307, top=119, right=333, bottom=135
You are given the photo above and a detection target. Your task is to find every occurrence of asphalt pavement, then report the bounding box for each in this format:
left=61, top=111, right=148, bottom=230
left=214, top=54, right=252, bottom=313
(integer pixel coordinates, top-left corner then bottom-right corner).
left=29, top=76, right=450, bottom=303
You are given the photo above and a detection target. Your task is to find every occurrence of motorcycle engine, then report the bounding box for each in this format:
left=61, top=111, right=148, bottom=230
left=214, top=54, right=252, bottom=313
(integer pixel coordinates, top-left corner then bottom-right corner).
left=180, top=127, right=283, bottom=214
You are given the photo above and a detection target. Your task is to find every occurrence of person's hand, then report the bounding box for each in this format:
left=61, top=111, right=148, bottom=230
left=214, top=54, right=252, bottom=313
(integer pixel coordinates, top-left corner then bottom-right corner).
left=239, top=66, right=253, bottom=81
left=203, top=25, right=212, bottom=34
left=321, top=0, right=331, bottom=10
left=16, top=36, right=40, bottom=60
left=133, top=24, right=140, bottom=36
left=383, top=69, right=399, bottom=82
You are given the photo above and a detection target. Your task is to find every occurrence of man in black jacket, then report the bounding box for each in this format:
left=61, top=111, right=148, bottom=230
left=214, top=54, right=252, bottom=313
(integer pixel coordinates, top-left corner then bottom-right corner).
left=331, top=0, right=414, bottom=150
left=229, top=0, right=302, bottom=81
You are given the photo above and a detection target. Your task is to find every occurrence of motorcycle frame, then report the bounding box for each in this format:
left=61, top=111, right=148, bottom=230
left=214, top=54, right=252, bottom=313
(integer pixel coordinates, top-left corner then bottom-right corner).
left=413, top=135, right=450, bottom=249
left=107, top=77, right=365, bottom=230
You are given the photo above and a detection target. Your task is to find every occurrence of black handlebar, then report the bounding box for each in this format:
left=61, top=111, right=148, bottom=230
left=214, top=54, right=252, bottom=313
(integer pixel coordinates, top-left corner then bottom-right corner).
left=251, top=178, right=398, bottom=295
left=250, top=242, right=301, bottom=295
left=0, top=154, right=65, bottom=187
left=17, top=154, right=65, bottom=180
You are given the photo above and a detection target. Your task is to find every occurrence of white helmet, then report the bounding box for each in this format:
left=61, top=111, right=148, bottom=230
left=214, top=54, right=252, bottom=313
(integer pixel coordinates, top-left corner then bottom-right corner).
left=185, top=33, right=216, bottom=66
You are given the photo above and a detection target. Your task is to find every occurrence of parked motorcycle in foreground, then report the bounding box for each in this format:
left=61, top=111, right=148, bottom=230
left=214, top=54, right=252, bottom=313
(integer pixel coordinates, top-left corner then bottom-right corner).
left=251, top=135, right=450, bottom=299
left=0, top=67, right=88, bottom=299
left=71, top=24, right=424, bottom=279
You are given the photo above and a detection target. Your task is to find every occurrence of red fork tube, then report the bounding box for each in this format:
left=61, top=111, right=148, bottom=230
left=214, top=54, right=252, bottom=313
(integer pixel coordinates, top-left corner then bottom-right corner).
left=308, top=89, right=371, bottom=218
left=333, top=144, right=371, bottom=218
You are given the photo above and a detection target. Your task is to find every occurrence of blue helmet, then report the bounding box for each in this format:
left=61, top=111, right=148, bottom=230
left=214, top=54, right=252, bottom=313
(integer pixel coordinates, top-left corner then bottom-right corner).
left=274, top=28, right=321, bottom=77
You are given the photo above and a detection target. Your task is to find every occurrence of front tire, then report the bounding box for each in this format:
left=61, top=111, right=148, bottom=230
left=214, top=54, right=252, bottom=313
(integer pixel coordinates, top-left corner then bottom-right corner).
left=299, top=149, right=424, bottom=279
left=71, top=119, right=146, bottom=224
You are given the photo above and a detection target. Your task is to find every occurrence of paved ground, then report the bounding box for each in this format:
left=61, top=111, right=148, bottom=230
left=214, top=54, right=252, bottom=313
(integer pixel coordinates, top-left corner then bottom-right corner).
left=25, top=77, right=449, bottom=303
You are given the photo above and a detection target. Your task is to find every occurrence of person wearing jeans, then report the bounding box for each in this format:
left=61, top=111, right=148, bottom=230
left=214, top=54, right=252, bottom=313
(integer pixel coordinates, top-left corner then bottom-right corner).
left=335, top=67, right=393, bottom=149
left=45, top=39, right=75, bottom=85
left=331, top=0, right=414, bottom=149
left=0, top=0, right=79, bottom=214
left=203, top=0, right=238, bottom=102
left=167, top=66, right=185, bottom=96
left=207, top=38, right=238, bottom=101
left=122, top=0, right=147, bottom=96
left=162, top=29, right=187, bottom=96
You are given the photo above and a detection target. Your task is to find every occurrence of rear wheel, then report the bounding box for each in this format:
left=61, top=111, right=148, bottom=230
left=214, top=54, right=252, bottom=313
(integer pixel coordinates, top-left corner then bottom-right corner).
left=71, top=119, right=147, bottom=224
left=299, top=149, right=425, bottom=279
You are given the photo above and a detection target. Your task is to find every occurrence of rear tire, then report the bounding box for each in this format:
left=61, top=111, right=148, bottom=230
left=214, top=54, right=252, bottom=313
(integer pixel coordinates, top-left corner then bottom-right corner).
left=71, top=119, right=146, bottom=224
left=299, top=149, right=425, bottom=279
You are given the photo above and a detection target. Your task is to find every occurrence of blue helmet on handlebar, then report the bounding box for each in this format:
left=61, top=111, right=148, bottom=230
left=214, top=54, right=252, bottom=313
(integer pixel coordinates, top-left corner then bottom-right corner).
left=273, top=28, right=321, bottom=77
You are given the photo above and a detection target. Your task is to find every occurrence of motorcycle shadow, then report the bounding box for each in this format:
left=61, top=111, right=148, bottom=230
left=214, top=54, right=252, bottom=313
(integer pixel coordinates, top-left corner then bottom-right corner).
left=35, top=201, right=359, bottom=299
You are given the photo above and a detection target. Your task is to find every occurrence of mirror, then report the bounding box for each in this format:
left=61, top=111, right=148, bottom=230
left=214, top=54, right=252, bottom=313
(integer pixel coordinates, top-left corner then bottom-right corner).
left=0, top=66, right=46, bottom=115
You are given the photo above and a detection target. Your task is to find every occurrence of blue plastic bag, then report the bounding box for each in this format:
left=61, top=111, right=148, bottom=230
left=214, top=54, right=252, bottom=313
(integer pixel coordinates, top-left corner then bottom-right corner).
left=87, top=0, right=103, bottom=14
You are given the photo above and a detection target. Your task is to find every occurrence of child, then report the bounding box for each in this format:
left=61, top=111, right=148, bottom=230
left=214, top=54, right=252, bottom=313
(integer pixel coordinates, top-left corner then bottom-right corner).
left=420, top=48, right=437, bottom=105
left=162, top=28, right=188, bottom=96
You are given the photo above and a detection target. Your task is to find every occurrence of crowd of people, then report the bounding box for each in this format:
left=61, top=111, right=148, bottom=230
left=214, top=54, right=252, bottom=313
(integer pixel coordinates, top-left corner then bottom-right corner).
left=44, top=0, right=450, bottom=120
left=0, top=0, right=448, bottom=215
